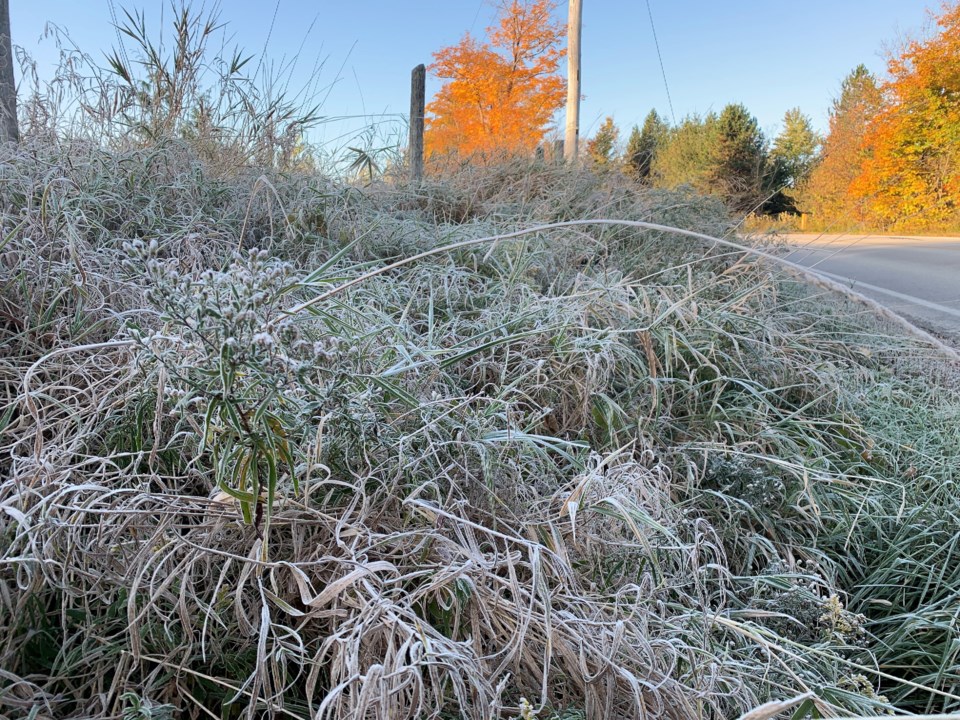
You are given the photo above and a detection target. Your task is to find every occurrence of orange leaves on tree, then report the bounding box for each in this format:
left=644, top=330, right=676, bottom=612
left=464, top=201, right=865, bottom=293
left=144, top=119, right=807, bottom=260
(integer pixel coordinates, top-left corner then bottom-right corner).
left=425, top=0, right=565, bottom=161
left=852, top=2, right=960, bottom=228
left=802, top=65, right=883, bottom=225
left=802, top=3, right=960, bottom=230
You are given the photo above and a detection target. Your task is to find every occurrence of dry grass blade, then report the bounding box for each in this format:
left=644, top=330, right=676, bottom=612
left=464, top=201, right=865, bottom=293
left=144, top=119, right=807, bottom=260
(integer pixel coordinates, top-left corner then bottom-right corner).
left=1, top=71, right=959, bottom=718
left=736, top=693, right=815, bottom=720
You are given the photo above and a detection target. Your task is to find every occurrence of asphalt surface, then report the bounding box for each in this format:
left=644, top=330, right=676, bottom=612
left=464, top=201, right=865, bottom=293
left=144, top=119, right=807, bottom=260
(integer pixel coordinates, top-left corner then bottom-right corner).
left=776, top=234, right=960, bottom=344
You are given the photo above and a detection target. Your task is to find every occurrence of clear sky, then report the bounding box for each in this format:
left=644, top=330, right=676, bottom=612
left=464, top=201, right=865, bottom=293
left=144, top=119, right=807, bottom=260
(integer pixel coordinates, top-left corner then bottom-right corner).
left=9, top=1, right=941, bottom=150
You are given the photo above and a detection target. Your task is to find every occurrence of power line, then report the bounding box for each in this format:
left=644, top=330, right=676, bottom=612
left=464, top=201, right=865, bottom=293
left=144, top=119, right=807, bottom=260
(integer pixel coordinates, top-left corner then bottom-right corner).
left=468, top=0, right=485, bottom=34
left=645, top=0, right=675, bottom=125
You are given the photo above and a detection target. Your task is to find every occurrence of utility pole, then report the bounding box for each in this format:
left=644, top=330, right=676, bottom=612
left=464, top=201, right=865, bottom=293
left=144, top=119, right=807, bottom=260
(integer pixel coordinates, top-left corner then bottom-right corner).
left=0, top=0, right=17, bottom=144
left=409, top=64, right=425, bottom=185
left=563, top=0, right=582, bottom=164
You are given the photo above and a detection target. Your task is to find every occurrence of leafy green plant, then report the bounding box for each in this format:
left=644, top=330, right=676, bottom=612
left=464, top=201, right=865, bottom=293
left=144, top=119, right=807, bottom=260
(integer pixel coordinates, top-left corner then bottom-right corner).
left=127, top=242, right=300, bottom=548
left=120, top=692, right=175, bottom=720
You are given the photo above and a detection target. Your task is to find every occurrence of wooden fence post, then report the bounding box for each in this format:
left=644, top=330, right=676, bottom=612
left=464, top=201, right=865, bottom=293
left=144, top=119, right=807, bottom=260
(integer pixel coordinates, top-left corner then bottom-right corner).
left=409, top=64, right=425, bottom=185
left=0, top=0, right=18, bottom=144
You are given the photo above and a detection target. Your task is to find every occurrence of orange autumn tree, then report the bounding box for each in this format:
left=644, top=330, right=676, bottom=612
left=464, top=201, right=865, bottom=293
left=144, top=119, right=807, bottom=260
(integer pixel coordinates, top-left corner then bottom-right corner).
left=852, top=2, right=960, bottom=229
left=425, top=0, right=565, bottom=161
left=801, top=65, right=883, bottom=226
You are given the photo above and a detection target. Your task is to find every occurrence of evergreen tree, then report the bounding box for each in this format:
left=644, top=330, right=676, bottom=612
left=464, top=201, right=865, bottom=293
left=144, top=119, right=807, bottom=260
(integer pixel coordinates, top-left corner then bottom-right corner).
left=625, top=126, right=643, bottom=177
left=771, top=108, right=821, bottom=187
left=651, top=112, right=720, bottom=192
left=625, top=109, right=667, bottom=183
left=586, top=116, right=619, bottom=169
left=651, top=104, right=793, bottom=216
left=832, top=64, right=882, bottom=120
left=711, top=103, right=768, bottom=213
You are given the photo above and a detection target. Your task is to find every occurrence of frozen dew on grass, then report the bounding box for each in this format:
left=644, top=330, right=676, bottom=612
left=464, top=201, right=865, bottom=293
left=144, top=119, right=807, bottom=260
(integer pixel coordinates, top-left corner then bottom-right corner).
left=1, top=132, right=959, bottom=719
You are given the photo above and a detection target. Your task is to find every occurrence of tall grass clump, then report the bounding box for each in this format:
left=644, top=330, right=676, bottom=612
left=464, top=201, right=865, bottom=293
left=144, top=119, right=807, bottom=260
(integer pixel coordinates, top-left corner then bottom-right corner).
left=2, top=6, right=960, bottom=720
left=17, top=3, right=323, bottom=170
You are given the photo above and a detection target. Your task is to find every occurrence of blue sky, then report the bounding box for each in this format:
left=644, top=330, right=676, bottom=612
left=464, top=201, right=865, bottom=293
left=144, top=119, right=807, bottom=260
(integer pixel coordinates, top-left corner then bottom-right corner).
left=10, top=1, right=940, bottom=150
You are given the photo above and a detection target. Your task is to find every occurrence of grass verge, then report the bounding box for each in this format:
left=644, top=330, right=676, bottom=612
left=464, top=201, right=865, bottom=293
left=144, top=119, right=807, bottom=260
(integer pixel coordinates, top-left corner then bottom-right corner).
left=1, top=142, right=959, bottom=719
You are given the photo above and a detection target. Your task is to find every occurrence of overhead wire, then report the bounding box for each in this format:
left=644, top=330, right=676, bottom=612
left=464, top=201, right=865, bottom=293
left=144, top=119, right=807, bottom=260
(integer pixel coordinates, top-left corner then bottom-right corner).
left=469, top=0, right=486, bottom=34
left=645, top=0, right=676, bottom=124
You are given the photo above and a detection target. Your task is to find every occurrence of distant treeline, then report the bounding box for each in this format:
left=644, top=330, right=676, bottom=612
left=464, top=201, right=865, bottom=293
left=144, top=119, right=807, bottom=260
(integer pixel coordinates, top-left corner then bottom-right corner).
left=590, top=3, right=960, bottom=233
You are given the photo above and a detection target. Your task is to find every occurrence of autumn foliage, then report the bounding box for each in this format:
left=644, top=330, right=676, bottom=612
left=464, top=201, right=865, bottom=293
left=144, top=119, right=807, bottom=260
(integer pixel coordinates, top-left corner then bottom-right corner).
left=852, top=2, right=960, bottom=228
left=804, top=2, right=960, bottom=231
left=425, top=0, right=565, bottom=161
left=802, top=65, right=882, bottom=225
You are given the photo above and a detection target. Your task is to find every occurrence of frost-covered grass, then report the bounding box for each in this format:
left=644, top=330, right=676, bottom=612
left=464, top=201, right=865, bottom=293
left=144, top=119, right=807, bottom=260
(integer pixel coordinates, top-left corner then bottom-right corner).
left=1, top=138, right=959, bottom=720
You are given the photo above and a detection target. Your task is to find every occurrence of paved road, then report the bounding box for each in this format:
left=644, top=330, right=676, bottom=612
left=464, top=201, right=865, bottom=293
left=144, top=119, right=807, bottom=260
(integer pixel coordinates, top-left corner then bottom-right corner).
left=774, top=234, right=960, bottom=343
